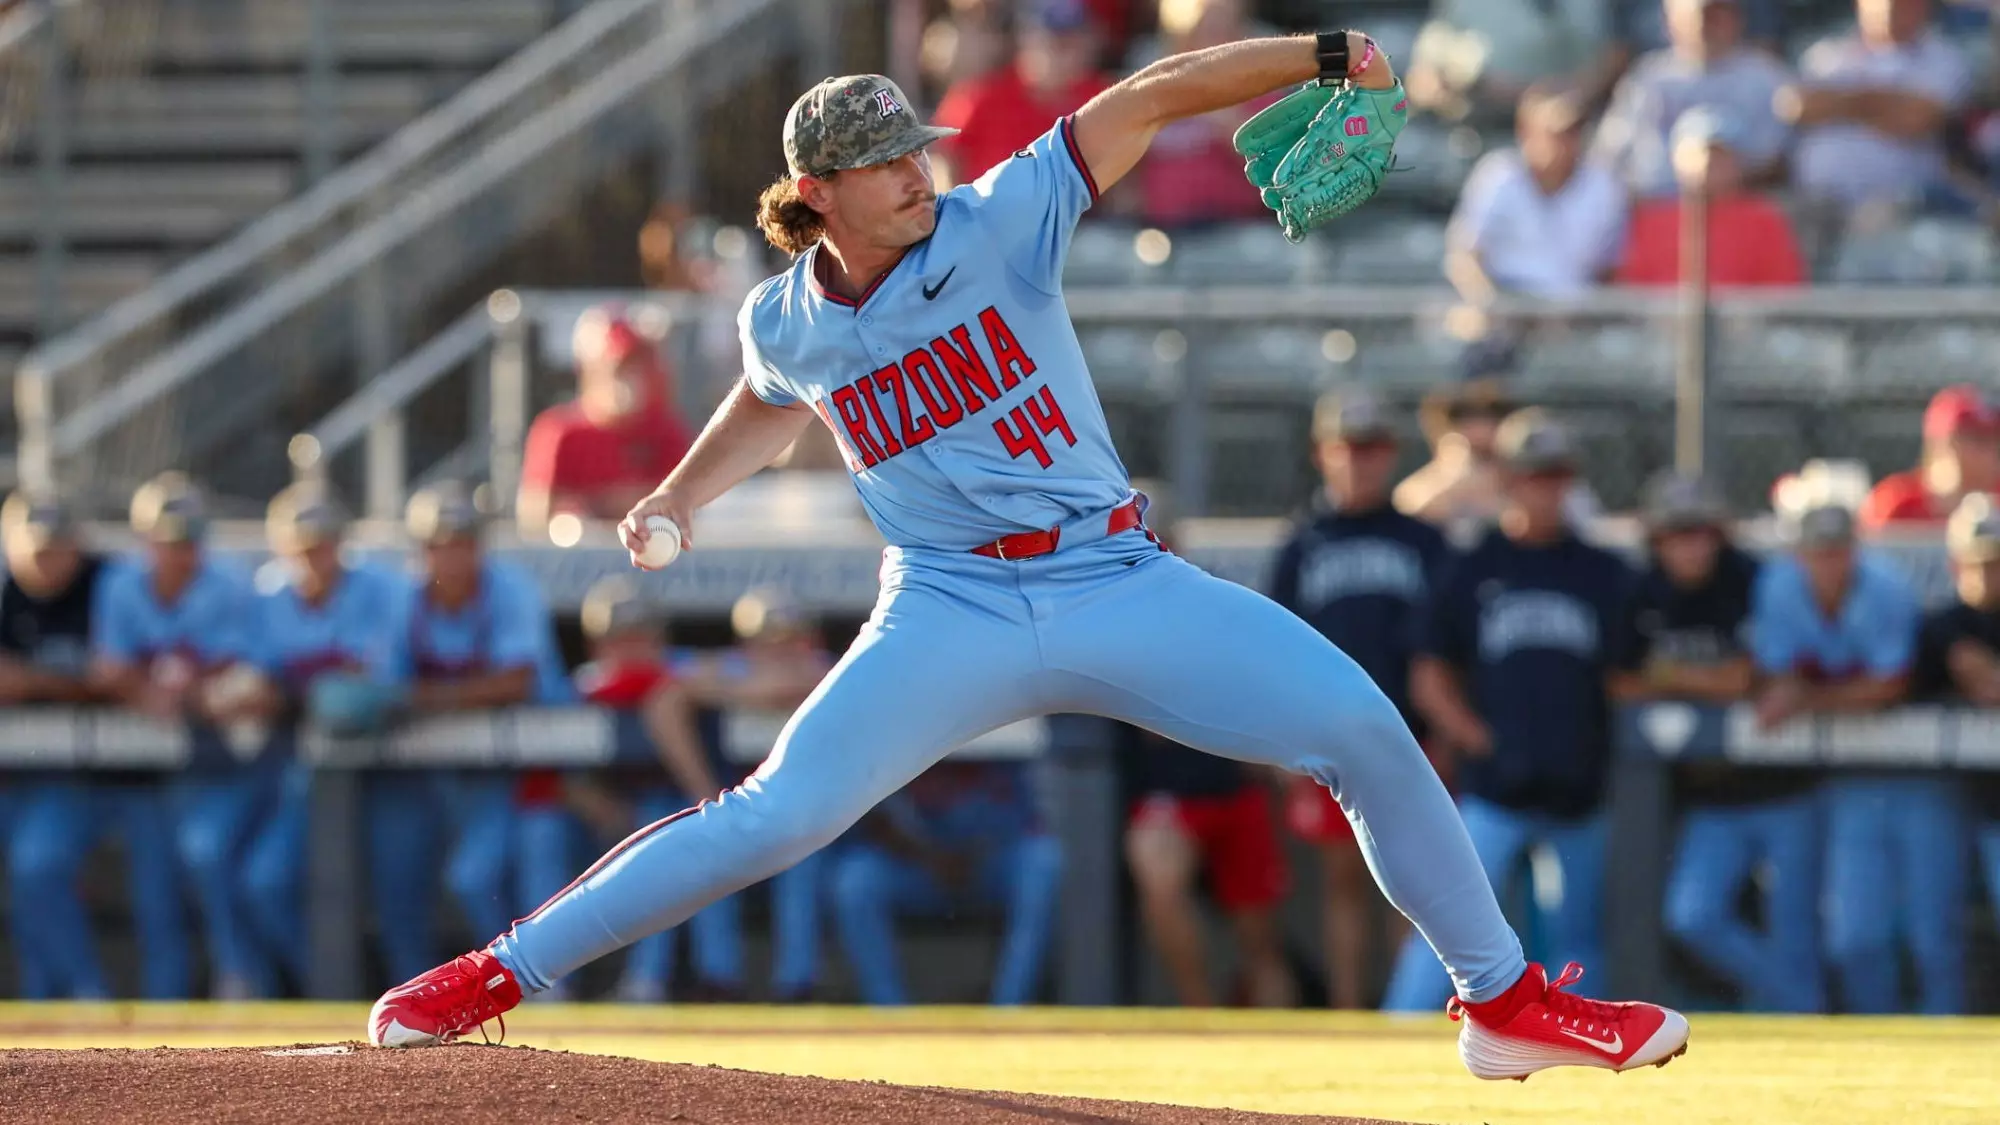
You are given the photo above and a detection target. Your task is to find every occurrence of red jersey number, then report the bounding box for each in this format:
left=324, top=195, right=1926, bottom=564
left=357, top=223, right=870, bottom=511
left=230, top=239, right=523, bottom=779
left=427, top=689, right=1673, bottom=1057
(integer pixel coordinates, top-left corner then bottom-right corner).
left=993, top=387, right=1078, bottom=469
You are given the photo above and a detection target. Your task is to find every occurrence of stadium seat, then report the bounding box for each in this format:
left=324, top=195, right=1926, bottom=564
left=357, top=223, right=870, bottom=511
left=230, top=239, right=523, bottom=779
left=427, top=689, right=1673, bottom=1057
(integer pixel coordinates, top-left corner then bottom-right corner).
left=1856, top=326, right=2000, bottom=390
left=1063, top=225, right=1148, bottom=287
left=1189, top=326, right=1329, bottom=392
left=1318, top=218, right=1449, bottom=285
left=1514, top=323, right=1674, bottom=391
left=1713, top=322, right=1852, bottom=395
left=1079, top=327, right=1172, bottom=394
left=1166, top=224, right=1312, bottom=286
left=1829, top=219, right=1997, bottom=285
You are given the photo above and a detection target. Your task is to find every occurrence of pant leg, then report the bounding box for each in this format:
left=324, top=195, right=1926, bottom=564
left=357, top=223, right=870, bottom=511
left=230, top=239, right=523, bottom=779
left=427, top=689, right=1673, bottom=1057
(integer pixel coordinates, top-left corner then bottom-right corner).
left=443, top=774, right=518, bottom=946
left=109, top=785, right=193, bottom=1000
left=829, top=844, right=947, bottom=1006
left=1979, top=820, right=2000, bottom=932
left=615, top=791, right=686, bottom=994
left=768, top=850, right=824, bottom=996
left=976, top=833, right=1063, bottom=1006
left=1382, top=795, right=1534, bottom=1011
left=363, top=772, right=446, bottom=984
left=240, top=763, right=313, bottom=986
left=1663, top=805, right=1764, bottom=1004
left=6, top=781, right=105, bottom=998
left=1034, top=546, right=1525, bottom=1004
left=1888, top=776, right=1968, bottom=1016
left=1751, top=793, right=1826, bottom=1013
left=170, top=773, right=277, bottom=996
left=490, top=575, right=1048, bottom=994
left=1822, top=777, right=1899, bottom=1013
left=1534, top=811, right=1607, bottom=995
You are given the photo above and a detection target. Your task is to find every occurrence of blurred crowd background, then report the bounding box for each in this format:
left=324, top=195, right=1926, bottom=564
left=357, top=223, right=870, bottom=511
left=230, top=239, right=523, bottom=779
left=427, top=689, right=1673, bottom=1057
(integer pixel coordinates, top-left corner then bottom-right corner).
left=0, top=0, right=1998, bottom=1017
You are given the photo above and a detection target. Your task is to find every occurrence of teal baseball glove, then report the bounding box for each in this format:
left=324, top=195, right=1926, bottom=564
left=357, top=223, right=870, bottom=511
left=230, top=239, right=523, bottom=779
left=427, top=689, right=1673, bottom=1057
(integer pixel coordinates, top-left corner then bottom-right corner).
left=1233, top=78, right=1409, bottom=243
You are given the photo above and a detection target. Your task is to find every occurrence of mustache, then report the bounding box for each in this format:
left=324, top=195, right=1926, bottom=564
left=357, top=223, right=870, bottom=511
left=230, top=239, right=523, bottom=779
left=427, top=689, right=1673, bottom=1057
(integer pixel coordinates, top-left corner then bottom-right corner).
left=903, top=192, right=936, bottom=209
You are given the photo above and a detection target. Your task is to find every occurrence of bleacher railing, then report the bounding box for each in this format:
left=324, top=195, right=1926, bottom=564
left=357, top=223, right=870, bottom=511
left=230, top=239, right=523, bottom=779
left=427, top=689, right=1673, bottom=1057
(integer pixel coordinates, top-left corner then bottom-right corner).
left=14, top=0, right=836, bottom=509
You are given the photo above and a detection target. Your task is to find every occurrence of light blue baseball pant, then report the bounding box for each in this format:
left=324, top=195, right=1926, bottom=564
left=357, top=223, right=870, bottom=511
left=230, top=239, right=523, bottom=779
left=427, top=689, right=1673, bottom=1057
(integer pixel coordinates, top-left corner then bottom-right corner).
left=240, top=761, right=315, bottom=988
left=1980, top=820, right=2000, bottom=935
left=491, top=528, right=1524, bottom=1001
left=1382, top=796, right=1606, bottom=1012
left=1663, top=794, right=1824, bottom=1013
left=617, top=791, right=828, bottom=998
left=171, top=772, right=283, bottom=997
left=6, top=779, right=190, bottom=999
left=1822, top=775, right=1967, bottom=1014
left=832, top=832, right=1062, bottom=1006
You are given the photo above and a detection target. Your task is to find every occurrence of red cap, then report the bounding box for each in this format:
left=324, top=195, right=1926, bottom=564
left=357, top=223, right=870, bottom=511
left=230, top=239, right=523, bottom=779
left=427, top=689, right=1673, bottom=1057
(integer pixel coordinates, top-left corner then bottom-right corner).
left=1925, top=385, right=2000, bottom=442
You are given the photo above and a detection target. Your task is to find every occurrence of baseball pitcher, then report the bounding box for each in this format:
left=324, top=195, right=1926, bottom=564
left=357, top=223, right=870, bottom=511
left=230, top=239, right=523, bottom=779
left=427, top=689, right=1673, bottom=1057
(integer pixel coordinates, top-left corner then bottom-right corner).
left=370, top=30, right=1689, bottom=1080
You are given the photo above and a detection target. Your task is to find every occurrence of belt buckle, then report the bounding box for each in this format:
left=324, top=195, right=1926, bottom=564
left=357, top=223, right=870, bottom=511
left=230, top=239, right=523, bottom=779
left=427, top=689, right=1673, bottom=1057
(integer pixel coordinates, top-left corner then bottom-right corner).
left=992, top=539, right=1014, bottom=561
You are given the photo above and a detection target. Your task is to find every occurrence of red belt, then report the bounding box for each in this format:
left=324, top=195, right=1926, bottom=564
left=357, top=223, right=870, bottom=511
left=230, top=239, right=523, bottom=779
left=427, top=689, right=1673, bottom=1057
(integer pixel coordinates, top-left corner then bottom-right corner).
left=970, top=498, right=1146, bottom=561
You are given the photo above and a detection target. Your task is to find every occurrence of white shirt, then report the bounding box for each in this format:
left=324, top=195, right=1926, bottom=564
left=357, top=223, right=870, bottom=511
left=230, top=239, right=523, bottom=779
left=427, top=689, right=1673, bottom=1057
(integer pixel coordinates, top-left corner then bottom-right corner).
left=1447, top=149, right=1629, bottom=298
left=1593, top=47, right=1795, bottom=197
left=1792, top=30, right=1973, bottom=206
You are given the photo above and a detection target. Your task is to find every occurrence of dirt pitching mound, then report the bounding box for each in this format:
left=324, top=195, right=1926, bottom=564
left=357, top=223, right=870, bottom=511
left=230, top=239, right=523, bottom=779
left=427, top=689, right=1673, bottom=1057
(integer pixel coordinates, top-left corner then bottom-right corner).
left=0, top=1044, right=1420, bottom=1125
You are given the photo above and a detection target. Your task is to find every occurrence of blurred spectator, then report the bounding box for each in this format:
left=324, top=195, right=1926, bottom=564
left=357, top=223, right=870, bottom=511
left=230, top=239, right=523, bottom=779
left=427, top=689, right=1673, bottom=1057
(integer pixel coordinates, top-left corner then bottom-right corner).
left=1860, top=384, right=2000, bottom=529
left=831, top=761, right=1062, bottom=1005
left=1406, top=0, right=1623, bottom=125
left=1124, top=729, right=1295, bottom=1008
left=1384, top=410, right=1632, bottom=1011
left=2, top=491, right=187, bottom=1000
left=1445, top=84, right=1628, bottom=305
left=518, top=305, right=696, bottom=535
left=560, top=577, right=730, bottom=1003
left=191, top=484, right=407, bottom=997
left=1395, top=379, right=1519, bottom=531
left=1124, top=0, right=1274, bottom=227
left=919, top=0, right=1013, bottom=105
left=1616, top=107, right=1808, bottom=286
left=630, top=588, right=836, bottom=1003
left=1749, top=501, right=1954, bottom=1013
left=637, top=201, right=707, bottom=293
left=1123, top=488, right=1293, bottom=1009
left=932, top=0, right=1113, bottom=186
left=364, top=483, right=573, bottom=986
left=1609, top=0, right=1783, bottom=59
left=1267, top=392, right=1448, bottom=1009
left=1781, top=0, right=1976, bottom=213
left=93, top=474, right=259, bottom=1000
left=1610, top=473, right=1824, bottom=1013
left=1594, top=0, right=1792, bottom=198
left=1916, top=495, right=2000, bottom=953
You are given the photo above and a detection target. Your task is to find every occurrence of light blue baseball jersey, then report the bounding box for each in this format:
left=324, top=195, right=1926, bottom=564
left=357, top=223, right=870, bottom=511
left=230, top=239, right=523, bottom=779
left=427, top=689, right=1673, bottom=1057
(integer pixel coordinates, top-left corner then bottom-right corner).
left=381, top=559, right=573, bottom=704
left=244, top=563, right=404, bottom=689
left=740, top=116, right=1131, bottom=550
left=92, top=556, right=249, bottom=670
left=1749, top=553, right=1919, bottom=678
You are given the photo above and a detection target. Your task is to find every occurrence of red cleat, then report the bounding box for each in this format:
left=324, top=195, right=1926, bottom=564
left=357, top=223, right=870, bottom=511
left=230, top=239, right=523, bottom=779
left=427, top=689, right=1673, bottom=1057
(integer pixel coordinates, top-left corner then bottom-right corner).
left=367, top=950, right=523, bottom=1048
left=1447, top=962, right=1689, bottom=1081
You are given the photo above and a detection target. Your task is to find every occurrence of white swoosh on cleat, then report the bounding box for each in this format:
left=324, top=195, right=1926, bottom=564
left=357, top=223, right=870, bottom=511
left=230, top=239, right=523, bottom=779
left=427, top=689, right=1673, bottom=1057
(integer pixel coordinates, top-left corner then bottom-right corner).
left=1558, top=1028, right=1623, bottom=1054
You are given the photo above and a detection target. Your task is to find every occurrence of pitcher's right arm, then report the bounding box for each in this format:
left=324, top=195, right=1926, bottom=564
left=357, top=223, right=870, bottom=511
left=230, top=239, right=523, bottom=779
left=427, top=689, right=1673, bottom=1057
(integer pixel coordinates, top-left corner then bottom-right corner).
left=619, top=376, right=815, bottom=566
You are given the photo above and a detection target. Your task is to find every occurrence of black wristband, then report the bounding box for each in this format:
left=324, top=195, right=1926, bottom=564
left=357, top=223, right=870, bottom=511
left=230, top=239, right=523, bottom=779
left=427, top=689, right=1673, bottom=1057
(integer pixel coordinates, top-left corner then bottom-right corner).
left=1315, top=30, right=1350, bottom=86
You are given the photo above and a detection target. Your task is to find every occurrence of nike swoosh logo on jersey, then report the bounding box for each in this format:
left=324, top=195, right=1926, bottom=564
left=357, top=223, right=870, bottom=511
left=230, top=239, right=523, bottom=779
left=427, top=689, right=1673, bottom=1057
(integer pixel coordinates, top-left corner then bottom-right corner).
left=1557, top=1028, right=1623, bottom=1054
left=922, top=267, right=956, bottom=301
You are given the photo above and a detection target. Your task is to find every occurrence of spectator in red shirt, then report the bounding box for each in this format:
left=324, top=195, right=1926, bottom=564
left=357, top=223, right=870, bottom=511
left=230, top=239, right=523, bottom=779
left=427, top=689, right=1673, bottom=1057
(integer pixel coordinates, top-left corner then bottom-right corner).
left=518, top=306, right=696, bottom=534
left=1861, top=385, right=2000, bottom=530
left=931, top=0, right=1114, bottom=186
left=1130, top=0, right=1273, bottom=227
left=1617, top=106, right=1806, bottom=287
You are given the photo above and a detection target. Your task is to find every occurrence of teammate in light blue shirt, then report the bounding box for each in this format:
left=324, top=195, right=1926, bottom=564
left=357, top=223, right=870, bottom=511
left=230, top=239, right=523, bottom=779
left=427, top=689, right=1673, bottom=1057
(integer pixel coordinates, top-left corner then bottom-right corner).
left=365, top=482, right=572, bottom=985
left=215, top=483, right=406, bottom=991
left=1748, top=501, right=1959, bottom=1014
left=91, top=473, right=261, bottom=998
left=378, top=40, right=1687, bottom=1074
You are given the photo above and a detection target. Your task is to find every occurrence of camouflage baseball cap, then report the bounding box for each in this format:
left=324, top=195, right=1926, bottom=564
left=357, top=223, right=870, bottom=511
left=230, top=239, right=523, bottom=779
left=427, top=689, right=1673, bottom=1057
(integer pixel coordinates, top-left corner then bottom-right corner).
left=405, top=481, right=483, bottom=545
left=266, top=481, right=350, bottom=551
left=784, top=74, right=958, bottom=179
left=1495, top=408, right=1578, bottom=474
left=1641, top=470, right=1729, bottom=532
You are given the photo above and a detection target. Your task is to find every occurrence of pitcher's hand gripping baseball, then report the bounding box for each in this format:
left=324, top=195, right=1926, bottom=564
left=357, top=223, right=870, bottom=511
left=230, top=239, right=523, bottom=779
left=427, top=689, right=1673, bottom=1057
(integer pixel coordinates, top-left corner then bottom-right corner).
left=618, top=492, right=691, bottom=571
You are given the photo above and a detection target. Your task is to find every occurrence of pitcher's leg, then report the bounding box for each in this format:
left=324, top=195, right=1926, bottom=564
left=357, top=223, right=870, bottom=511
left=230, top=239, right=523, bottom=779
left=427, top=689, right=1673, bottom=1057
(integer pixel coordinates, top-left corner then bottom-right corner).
left=489, top=588, right=1043, bottom=995
left=1044, top=556, right=1524, bottom=1003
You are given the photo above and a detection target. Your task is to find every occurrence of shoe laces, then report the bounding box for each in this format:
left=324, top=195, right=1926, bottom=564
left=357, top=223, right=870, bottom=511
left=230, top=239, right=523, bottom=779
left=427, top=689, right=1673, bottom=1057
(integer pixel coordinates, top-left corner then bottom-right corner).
left=1539, top=962, right=1623, bottom=1032
left=416, top=953, right=509, bottom=1045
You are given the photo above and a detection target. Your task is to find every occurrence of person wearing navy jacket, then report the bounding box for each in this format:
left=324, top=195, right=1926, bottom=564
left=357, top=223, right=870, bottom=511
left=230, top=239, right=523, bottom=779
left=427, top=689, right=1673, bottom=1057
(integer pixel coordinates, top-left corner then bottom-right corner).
left=1382, top=409, right=1634, bottom=1012
left=1268, top=390, right=1448, bottom=1009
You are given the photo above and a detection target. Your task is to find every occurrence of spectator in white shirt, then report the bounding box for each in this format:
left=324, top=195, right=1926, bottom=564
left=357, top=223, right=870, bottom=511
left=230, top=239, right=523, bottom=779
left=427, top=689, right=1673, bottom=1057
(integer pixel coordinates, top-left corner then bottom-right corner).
left=1595, top=0, right=1794, bottom=197
left=1445, top=84, right=1630, bottom=303
left=1779, top=0, right=1975, bottom=210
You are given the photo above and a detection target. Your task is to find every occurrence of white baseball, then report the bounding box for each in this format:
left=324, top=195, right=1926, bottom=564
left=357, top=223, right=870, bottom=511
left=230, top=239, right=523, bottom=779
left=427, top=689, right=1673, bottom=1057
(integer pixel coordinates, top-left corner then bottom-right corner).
left=636, top=514, right=683, bottom=569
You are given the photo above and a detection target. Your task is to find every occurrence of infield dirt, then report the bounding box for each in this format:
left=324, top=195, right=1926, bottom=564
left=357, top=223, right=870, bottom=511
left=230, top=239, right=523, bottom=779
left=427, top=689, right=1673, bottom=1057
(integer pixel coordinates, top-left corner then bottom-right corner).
left=0, top=1044, right=1419, bottom=1125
